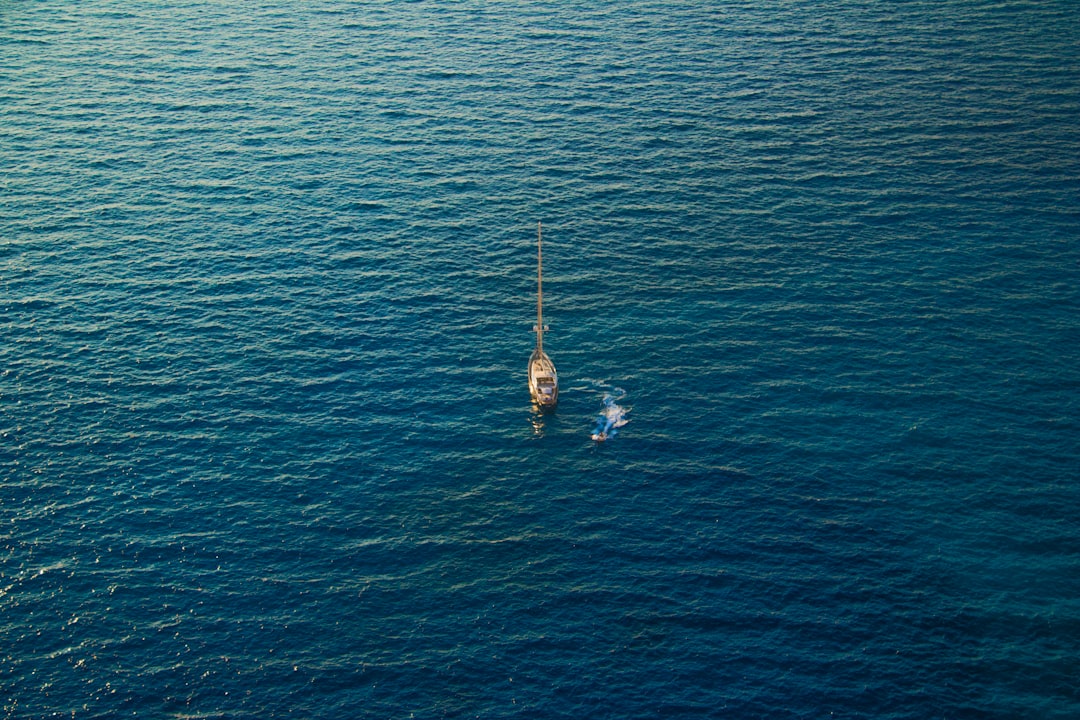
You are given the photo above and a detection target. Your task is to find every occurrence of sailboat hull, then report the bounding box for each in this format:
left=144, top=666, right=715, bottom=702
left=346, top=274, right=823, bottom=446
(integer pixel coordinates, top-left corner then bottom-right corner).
left=528, top=347, right=558, bottom=408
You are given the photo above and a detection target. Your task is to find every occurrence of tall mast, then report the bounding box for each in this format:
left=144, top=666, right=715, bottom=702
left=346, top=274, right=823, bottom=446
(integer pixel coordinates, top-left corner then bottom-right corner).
left=536, top=221, right=543, bottom=353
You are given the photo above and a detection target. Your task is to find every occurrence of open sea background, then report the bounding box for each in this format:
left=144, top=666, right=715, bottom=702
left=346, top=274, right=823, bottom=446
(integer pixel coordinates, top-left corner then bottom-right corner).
left=2, top=1, right=1079, bottom=717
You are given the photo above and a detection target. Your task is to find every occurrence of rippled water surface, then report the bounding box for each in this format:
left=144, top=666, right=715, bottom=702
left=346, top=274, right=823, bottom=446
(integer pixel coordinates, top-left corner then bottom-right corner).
left=3, top=1, right=1079, bottom=718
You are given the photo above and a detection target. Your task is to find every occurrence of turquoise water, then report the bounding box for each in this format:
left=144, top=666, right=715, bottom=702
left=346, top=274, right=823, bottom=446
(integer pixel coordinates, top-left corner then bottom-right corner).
left=3, top=1, right=1079, bottom=717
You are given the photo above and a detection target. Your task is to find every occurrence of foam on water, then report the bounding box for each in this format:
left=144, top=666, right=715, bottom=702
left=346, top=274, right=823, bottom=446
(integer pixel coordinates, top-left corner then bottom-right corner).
left=591, top=390, right=629, bottom=442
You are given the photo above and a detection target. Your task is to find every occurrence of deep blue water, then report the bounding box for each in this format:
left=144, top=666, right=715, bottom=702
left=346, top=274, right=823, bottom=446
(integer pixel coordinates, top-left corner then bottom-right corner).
left=3, top=1, right=1080, bottom=717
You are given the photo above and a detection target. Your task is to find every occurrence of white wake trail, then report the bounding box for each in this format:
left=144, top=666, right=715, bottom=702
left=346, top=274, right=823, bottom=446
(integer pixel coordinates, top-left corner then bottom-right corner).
left=591, top=392, right=629, bottom=441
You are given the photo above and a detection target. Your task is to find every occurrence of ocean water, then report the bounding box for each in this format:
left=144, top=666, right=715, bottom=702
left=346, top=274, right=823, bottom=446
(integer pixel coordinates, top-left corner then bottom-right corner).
left=2, top=1, right=1079, bottom=717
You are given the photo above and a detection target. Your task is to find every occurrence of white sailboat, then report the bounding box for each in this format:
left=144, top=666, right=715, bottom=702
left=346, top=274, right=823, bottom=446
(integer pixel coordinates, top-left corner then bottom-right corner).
left=529, top=221, right=558, bottom=409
